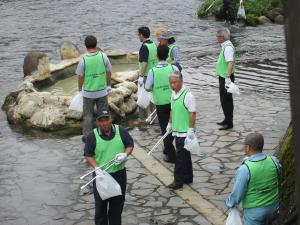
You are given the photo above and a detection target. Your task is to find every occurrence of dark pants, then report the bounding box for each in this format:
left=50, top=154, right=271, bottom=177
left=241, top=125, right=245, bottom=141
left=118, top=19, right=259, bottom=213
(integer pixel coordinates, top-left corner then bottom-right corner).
left=83, top=96, right=108, bottom=137
left=219, top=74, right=234, bottom=127
left=216, top=0, right=236, bottom=24
left=93, top=169, right=127, bottom=225
left=174, top=137, right=193, bottom=185
left=156, top=104, right=176, bottom=161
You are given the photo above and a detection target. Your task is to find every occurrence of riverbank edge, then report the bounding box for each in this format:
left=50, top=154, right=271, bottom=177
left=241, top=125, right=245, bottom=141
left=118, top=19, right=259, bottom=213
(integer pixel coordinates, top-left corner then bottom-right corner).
left=197, top=0, right=283, bottom=26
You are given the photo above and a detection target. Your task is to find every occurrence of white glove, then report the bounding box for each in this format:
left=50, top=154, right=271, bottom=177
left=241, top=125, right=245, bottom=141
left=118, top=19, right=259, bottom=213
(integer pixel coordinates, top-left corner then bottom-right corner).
left=187, top=128, right=195, bottom=139
left=114, top=153, right=127, bottom=165
left=166, top=122, right=172, bottom=133
left=107, top=86, right=113, bottom=94
left=138, top=76, right=144, bottom=86
left=95, top=167, right=102, bottom=176
left=225, top=78, right=231, bottom=89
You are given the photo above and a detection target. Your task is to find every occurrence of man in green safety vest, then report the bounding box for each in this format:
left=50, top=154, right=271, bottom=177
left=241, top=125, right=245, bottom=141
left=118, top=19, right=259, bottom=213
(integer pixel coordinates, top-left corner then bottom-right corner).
left=76, top=35, right=112, bottom=143
left=84, top=110, right=134, bottom=225
left=215, top=27, right=236, bottom=130
left=137, top=26, right=158, bottom=120
left=145, top=45, right=179, bottom=163
left=159, top=31, right=182, bottom=71
left=166, top=71, right=196, bottom=190
left=226, top=133, right=281, bottom=225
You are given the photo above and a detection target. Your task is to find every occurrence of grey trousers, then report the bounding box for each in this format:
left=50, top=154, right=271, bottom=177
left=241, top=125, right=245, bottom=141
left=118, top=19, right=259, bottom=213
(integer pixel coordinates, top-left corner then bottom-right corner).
left=83, top=96, right=108, bottom=137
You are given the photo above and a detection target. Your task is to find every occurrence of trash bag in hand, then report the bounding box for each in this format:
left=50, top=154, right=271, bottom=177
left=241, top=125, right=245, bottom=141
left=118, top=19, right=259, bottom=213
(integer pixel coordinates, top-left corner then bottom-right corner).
left=95, top=170, right=122, bottom=200
left=69, top=91, right=83, bottom=112
left=137, top=84, right=152, bottom=109
left=225, top=208, right=243, bottom=225
left=237, top=3, right=246, bottom=19
left=184, top=133, right=200, bottom=155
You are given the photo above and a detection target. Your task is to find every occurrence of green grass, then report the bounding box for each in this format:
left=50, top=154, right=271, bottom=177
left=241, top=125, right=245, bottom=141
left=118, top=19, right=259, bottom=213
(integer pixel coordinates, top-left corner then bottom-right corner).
left=197, top=0, right=283, bottom=25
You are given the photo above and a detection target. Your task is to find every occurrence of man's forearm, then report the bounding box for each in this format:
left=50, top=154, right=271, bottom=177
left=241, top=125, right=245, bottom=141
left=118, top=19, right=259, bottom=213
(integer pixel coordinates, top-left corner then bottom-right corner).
left=189, top=112, right=196, bottom=128
left=106, top=70, right=112, bottom=86
left=227, top=61, right=233, bottom=77
left=78, top=76, right=84, bottom=91
left=140, top=62, right=148, bottom=76
left=124, top=147, right=133, bottom=156
left=85, top=156, right=98, bottom=169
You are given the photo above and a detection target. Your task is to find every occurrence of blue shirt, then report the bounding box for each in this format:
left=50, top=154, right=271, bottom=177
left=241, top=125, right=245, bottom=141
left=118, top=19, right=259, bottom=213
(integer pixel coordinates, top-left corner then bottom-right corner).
left=226, top=152, right=281, bottom=225
left=144, top=61, right=179, bottom=91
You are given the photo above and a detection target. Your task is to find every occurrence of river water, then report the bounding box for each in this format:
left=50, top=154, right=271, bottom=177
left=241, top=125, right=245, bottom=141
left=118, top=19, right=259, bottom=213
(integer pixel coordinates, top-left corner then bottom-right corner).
left=0, top=0, right=289, bottom=224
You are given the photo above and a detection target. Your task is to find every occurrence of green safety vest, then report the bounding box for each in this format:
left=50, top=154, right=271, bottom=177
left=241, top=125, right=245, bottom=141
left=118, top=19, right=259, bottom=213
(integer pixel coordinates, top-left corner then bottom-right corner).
left=83, top=52, right=107, bottom=92
left=152, top=64, right=174, bottom=105
left=138, top=42, right=158, bottom=77
left=166, top=44, right=176, bottom=63
left=243, top=156, right=279, bottom=209
left=216, top=42, right=236, bottom=78
left=171, top=89, right=190, bottom=133
left=93, top=125, right=125, bottom=173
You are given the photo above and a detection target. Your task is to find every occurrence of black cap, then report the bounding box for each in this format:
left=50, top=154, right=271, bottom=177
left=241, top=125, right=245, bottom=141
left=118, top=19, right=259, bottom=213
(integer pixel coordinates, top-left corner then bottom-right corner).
left=96, top=110, right=110, bottom=120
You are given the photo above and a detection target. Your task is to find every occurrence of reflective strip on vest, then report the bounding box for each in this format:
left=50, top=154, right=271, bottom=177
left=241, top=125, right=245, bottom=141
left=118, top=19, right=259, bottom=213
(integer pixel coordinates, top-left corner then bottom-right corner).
left=166, top=44, right=175, bottom=63
left=83, top=52, right=107, bottom=92
left=152, top=64, right=173, bottom=105
left=138, top=42, right=158, bottom=77
left=171, top=90, right=190, bottom=133
left=216, top=43, right=236, bottom=78
left=243, top=156, right=279, bottom=209
left=93, top=125, right=125, bottom=173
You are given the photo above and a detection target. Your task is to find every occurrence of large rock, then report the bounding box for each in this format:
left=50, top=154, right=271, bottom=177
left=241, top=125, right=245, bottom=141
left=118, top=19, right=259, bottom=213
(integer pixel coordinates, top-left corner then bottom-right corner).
left=266, top=8, right=283, bottom=21
left=258, top=16, right=271, bottom=25
left=274, top=15, right=284, bottom=24
left=59, top=41, right=80, bottom=60
left=23, top=52, right=51, bottom=79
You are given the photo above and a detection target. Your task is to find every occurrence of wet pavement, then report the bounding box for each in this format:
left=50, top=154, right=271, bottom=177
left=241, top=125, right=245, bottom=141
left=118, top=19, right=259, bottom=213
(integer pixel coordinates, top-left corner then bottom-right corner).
left=0, top=80, right=290, bottom=224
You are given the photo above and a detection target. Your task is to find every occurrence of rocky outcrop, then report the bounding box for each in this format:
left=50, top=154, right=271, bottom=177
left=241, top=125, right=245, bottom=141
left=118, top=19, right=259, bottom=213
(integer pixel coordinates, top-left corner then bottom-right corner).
left=59, top=41, right=80, bottom=60
left=258, top=16, right=271, bottom=25
left=23, top=52, right=51, bottom=81
left=3, top=44, right=139, bottom=132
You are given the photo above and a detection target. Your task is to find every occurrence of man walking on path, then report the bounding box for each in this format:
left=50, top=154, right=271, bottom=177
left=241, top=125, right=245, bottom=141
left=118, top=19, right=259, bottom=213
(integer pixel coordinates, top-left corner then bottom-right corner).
left=160, top=31, right=182, bottom=71
left=226, top=133, right=281, bottom=225
left=216, top=0, right=236, bottom=25
left=137, top=26, right=158, bottom=120
left=145, top=45, right=178, bottom=163
left=167, top=71, right=196, bottom=189
left=84, top=110, right=134, bottom=225
left=76, top=35, right=112, bottom=142
left=215, top=27, right=236, bottom=130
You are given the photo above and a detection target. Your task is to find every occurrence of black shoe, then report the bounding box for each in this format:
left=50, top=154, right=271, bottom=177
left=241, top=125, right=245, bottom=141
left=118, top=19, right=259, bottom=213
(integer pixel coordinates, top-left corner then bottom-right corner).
left=219, top=124, right=233, bottom=130
left=216, top=121, right=226, bottom=126
left=163, top=156, right=176, bottom=164
left=168, top=182, right=183, bottom=190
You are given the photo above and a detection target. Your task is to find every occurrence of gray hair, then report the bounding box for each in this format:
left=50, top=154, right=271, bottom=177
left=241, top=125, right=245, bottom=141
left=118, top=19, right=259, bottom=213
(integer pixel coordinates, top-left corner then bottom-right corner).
left=217, top=27, right=230, bottom=40
left=169, top=70, right=183, bottom=81
left=245, top=133, right=264, bottom=152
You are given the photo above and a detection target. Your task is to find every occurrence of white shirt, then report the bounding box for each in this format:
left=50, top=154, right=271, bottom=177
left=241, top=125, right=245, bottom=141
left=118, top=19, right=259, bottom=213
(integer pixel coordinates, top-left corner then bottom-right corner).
left=171, top=85, right=196, bottom=137
left=221, top=40, right=234, bottom=62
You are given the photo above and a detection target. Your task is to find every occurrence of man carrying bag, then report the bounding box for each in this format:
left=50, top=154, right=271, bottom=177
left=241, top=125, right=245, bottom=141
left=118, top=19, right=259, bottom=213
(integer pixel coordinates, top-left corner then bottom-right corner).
left=84, top=110, right=134, bottom=225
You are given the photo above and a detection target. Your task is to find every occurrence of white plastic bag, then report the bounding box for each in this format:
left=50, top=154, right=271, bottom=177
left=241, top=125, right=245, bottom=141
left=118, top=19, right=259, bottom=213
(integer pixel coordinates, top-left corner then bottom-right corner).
left=237, top=3, right=246, bottom=19
left=96, top=170, right=122, bottom=200
left=225, top=208, right=243, bottom=225
left=137, top=84, right=152, bottom=109
left=69, top=91, right=83, bottom=112
left=225, top=82, right=240, bottom=95
left=184, top=135, right=201, bottom=155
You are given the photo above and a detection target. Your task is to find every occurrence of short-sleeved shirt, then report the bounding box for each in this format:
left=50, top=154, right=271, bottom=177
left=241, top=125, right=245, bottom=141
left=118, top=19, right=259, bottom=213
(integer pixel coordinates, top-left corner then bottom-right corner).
left=139, top=39, right=155, bottom=63
left=76, top=51, right=112, bottom=99
left=84, top=124, right=134, bottom=157
left=221, top=40, right=234, bottom=62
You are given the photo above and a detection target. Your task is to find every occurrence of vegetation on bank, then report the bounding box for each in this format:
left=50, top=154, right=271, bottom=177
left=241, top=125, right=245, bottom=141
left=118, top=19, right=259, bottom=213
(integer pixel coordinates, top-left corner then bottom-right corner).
left=197, top=0, right=283, bottom=26
left=274, top=123, right=297, bottom=224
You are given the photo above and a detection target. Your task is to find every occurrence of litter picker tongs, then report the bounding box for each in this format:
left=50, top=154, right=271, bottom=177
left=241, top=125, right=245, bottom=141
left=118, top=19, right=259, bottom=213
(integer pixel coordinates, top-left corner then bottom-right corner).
left=147, top=131, right=170, bottom=155
left=145, top=109, right=157, bottom=125
left=80, top=158, right=116, bottom=190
